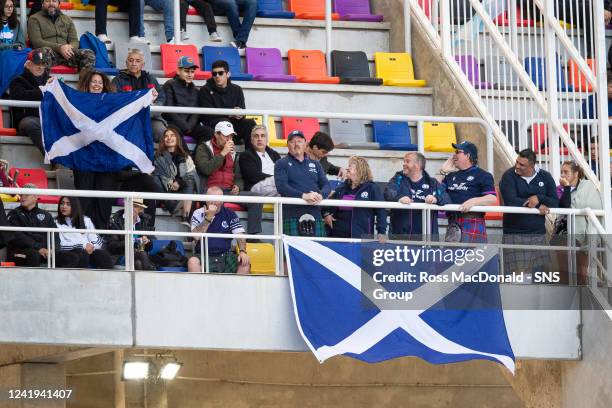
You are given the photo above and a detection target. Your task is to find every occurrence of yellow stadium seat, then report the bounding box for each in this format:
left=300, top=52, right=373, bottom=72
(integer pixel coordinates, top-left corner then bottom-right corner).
left=70, top=0, right=118, bottom=11
left=423, top=122, right=456, bottom=152
left=0, top=193, right=18, bottom=202
left=374, top=52, right=427, bottom=87
left=238, top=243, right=276, bottom=275
left=246, top=115, right=263, bottom=125
left=267, top=116, right=287, bottom=148
left=263, top=203, right=274, bottom=213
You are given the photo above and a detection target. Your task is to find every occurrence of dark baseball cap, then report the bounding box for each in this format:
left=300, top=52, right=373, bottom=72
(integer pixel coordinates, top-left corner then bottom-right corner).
left=28, top=49, right=48, bottom=66
left=287, top=130, right=306, bottom=141
left=452, top=141, right=478, bottom=161
left=177, top=56, right=199, bottom=69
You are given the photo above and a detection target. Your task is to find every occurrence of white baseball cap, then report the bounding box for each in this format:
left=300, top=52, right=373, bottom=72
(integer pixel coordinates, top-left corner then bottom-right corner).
left=214, top=121, right=236, bottom=136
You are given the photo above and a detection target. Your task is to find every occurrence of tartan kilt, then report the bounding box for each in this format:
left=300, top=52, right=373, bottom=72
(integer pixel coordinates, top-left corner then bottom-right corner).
left=207, top=251, right=239, bottom=274
left=283, top=218, right=327, bottom=237
left=457, top=216, right=487, bottom=243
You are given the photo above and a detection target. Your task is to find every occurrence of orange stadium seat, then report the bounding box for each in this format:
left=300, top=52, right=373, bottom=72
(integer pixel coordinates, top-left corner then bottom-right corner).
left=288, top=0, right=339, bottom=20
left=9, top=168, right=60, bottom=204
left=287, top=50, right=340, bottom=84
left=0, top=107, right=17, bottom=136
left=160, top=44, right=211, bottom=79
left=485, top=187, right=503, bottom=221
left=282, top=117, right=320, bottom=142
left=568, top=58, right=595, bottom=92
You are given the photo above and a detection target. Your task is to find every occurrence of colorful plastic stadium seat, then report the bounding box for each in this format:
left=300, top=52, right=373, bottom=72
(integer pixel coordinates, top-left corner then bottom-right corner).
left=455, top=55, right=491, bottom=89
left=160, top=44, right=211, bottom=79
left=115, top=42, right=153, bottom=72
left=0, top=194, right=18, bottom=202
left=149, top=240, right=187, bottom=272
left=50, top=65, right=77, bottom=74
left=0, top=107, right=17, bottom=136
left=334, top=0, right=383, bottom=22
left=531, top=123, right=570, bottom=154
left=485, top=56, right=521, bottom=90
left=568, top=58, right=595, bottom=92
left=485, top=187, right=503, bottom=221
left=423, top=122, right=456, bottom=152
left=9, top=168, right=59, bottom=204
left=266, top=117, right=287, bottom=147
left=245, top=47, right=296, bottom=82
left=0, top=261, right=16, bottom=267
left=494, top=7, right=535, bottom=26
left=374, top=52, right=426, bottom=87
left=329, top=119, right=370, bottom=145
left=241, top=242, right=275, bottom=274
left=282, top=117, right=320, bottom=142
left=372, top=121, right=417, bottom=151
left=188, top=6, right=198, bottom=15
left=224, top=202, right=246, bottom=212
left=257, top=0, right=295, bottom=18
left=417, top=0, right=431, bottom=17
left=70, top=0, right=117, bottom=11
left=289, top=0, right=339, bottom=20
left=497, top=119, right=521, bottom=146
left=287, top=50, right=340, bottom=84
left=524, top=57, right=572, bottom=92
left=331, top=50, right=382, bottom=86
left=202, top=46, right=253, bottom=81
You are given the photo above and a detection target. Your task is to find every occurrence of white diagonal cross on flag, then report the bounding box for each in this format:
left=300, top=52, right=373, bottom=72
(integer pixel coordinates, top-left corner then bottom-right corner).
left=41, top=79, right=154, bottom=173
left=284, top=236, right=515, bottom=373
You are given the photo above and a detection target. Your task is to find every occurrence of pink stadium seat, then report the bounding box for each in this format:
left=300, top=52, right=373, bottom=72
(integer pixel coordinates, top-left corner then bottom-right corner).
left=245, top=47, right=296, bottom=82
left=50, top=65, right=77, bottom=74
left=160, top=44, right=211, bottom=79
left=287, top=50, right=340, bottom=84
left=282, top=117, right=320, bottom=142
left=9, top=168, right=59, bottom=204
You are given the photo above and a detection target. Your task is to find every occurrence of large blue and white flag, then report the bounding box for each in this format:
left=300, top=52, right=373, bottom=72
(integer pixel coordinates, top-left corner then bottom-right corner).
left=284, top=236, right=515, bottom=373
left=40, top=79, right=155, bottom=173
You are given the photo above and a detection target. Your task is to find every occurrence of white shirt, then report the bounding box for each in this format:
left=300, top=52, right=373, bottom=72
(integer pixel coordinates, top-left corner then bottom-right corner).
left=520, top=166, right=540, bottom=184
left=258, top=150, right=275, bottom=176
left=55, top=216, right=104, bottom=251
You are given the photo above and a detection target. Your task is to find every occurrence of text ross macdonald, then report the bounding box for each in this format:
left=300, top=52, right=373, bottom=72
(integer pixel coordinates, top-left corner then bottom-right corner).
left=372, top=271, right=534, bottom=284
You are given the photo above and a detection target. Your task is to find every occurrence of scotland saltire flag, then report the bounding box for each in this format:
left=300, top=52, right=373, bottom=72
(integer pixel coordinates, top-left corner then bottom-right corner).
left=40, top=79, right=154, bottom=173
left=283, top=236, right=515, bottom=373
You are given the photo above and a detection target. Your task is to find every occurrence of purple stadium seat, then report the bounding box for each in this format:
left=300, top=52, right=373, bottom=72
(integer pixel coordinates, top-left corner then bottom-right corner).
left=334, top=0, right=383, bottom=22
left=245, top=47, right=297, bottom=82
left=454, top=55, right=491, bottom=89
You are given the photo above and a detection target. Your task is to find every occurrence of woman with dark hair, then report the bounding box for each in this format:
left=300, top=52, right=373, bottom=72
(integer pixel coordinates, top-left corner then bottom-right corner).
left=153, top=126, right=200, bottom=224
left=55, top=196, right=114, bottom=269
left=0, top=0, right=25, bottom=51
left=77, top=70, right=116, bottom=93
left=323, top=156, right=387, bottom=241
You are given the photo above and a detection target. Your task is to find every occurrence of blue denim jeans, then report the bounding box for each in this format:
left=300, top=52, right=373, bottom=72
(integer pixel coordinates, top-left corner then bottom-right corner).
left=212, top=0, right=257, bottom=43
left=140, top=0, right=175, bottom=41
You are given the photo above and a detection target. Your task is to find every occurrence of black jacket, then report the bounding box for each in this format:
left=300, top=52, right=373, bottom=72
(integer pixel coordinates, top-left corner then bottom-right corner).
left=198, top=78, right=246, bottom=127
left=238, top=146, right=281, bottom=191
left=9, top=68, right=49, bottom=126
left=6, top=205, right=56, bottom=253
left=320, top=156, right=341, bottom=176
left=162, top=76, right=200, bottom=134
left=112, top=69, right=166, bottom=105
left=0, top=199, right=8, bottom=249
left=106, top=209, right=155, bottom=255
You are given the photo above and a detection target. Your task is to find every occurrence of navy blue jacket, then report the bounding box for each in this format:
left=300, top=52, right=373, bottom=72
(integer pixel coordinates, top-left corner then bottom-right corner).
left=384, top=170, right=448, bottom=236
left=325, top=181, right=387, bottom=238
left=499, top=167, right=558, bottom=234
left=274, top=154, right=331, bottom=220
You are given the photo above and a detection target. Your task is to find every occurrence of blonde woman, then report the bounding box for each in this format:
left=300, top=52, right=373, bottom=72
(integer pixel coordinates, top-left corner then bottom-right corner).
left=323, top=156, right=387, bottom=240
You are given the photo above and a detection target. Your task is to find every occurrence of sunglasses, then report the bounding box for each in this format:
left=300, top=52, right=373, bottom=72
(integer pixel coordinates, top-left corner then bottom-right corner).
left=211, top=70, right=226, bottom=77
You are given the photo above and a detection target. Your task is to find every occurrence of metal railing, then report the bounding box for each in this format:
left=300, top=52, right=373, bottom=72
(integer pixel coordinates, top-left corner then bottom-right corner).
left=409, top=0, right=612, bottom=229
left=0, top=186, right=606, bottom=280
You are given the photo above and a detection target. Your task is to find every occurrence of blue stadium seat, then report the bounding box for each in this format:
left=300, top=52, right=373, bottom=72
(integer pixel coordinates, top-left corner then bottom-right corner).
left=149, top=240, right=188, bottom=272
left=372, top=121, right=417, bottom=151
left=202, top=46, right=253, bottom=81
left=523, top=57, right=572, bottom=92
left=257, top=0, right=295, bottom=18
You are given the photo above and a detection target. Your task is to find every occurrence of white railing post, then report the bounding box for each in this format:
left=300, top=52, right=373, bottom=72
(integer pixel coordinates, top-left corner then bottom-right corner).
left=508, top=0, right=519, bottom=51
left=439, top=0, right=451, bottom=58
left=325, top=0, right=333, bottom=76
left=19, top=0, right=26, bottom=39
left=173, top=0, right=181, bottom=44
left=593, top=0, right=612, bottom=229
left=543, top=0, right=560, bottom=180
left=404, top=0, right=412, bottom=55
left=125, top=197, right=134, bottom=271
left=417, top=121, right=424, bottom=154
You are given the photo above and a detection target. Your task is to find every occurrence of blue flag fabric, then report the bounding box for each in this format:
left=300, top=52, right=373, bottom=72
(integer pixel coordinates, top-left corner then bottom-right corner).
left=0, top=48, right=30, bottom=97
left=283, top=236, right=515, bottom=372
left=40, top=79, right=154, bottom=173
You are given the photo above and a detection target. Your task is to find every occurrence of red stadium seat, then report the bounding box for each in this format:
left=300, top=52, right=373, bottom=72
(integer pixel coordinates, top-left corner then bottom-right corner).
left=50, top=65, right=77, bottom=74
left=188, top=6, right=198, bottom=15
left=9, top=168, right=60, bottom=204
left=288, top=0, right=339, bottom=20
left=287, top=50, right=340, bottom=84
left=224, top=202, right=246, bottom=212
left=281, top=117, right=320, bottom=142
left=160, top=44, right=211, bottom=79
left=532, top=124, right=571, bottom=155
left=0, top=107, right=17, bottom=136
left=0, top=262, right=16, bottom=267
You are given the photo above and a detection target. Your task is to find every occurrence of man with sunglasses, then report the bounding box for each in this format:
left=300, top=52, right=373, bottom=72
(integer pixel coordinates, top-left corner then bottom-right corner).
left=434, top=141, right=497, bottom=243
left=198, top=59, right=256, bottom=148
